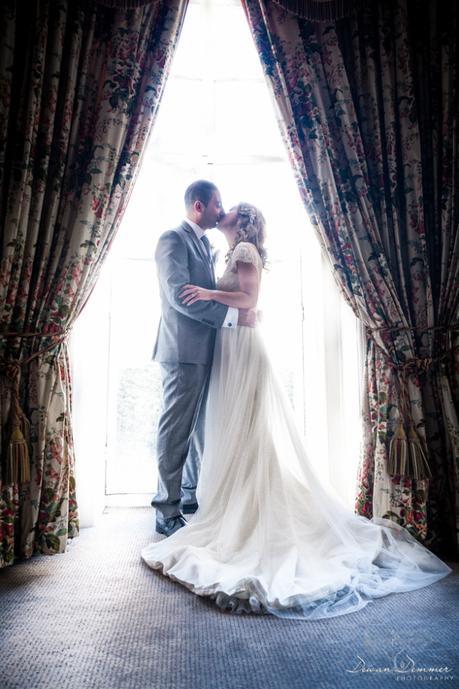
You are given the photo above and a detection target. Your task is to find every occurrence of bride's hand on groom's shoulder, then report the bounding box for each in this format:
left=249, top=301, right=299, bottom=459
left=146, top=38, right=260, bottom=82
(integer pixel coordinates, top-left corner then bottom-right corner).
left=180, top=284, right=212, bottom=305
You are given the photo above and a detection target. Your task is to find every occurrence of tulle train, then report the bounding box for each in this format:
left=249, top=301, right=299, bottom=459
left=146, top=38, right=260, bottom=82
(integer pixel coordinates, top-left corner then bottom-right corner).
left=141, top=326, right=452, bottom=620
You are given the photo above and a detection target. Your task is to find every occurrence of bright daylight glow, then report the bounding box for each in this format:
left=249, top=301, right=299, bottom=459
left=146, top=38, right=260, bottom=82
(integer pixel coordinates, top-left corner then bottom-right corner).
left=71, top=0, right=363, bottom=524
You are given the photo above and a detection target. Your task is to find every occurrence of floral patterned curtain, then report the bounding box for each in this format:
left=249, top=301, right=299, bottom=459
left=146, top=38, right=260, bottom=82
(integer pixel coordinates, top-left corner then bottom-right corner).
left=243, top=0, right=458, bottom=556
left=0, top=0, right=188, bottom=568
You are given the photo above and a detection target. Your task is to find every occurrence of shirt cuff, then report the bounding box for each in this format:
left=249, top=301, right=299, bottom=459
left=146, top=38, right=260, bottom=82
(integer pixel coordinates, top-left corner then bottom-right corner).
left=222, top=307, right=238, bottom=329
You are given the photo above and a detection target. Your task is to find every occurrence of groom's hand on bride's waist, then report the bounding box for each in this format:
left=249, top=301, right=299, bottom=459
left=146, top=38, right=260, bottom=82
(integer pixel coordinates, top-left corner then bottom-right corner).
left=238, top=308, right=257, bottom=328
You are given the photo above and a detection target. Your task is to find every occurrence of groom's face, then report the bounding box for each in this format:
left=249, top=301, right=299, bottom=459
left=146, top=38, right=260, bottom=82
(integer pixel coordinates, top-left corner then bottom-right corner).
left=200, top=190, right=224, bottom=229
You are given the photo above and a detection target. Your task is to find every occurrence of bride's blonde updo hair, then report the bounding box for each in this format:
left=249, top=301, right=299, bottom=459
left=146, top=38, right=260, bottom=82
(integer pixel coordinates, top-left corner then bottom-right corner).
left=226, top=202, right=268, bottom=268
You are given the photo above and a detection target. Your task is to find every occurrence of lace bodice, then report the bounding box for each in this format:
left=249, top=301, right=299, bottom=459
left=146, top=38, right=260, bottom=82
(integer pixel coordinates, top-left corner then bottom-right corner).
left=216, top=241, right=262, bottom=292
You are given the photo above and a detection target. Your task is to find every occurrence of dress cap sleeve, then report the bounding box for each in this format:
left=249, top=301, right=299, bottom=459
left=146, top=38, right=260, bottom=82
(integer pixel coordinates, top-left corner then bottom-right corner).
left=231, top=242, right=260, bottom=268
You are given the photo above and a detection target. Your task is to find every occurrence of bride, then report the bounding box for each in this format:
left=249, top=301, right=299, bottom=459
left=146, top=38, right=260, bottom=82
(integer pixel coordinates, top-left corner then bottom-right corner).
left=141, top=202, right=451, bottom=620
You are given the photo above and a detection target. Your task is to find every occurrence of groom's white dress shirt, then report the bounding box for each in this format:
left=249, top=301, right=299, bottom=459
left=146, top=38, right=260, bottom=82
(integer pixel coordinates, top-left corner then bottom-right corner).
left=184, top=218, right=238, bottom=329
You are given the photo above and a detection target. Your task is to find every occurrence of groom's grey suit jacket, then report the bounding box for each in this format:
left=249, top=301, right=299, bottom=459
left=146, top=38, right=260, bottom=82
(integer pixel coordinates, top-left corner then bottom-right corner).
left=153, top=222, right=229, bottom=365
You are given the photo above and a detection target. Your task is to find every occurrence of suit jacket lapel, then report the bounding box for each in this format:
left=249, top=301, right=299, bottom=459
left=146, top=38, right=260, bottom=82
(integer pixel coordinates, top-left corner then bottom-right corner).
left=182, top=221, right=215, bottom=284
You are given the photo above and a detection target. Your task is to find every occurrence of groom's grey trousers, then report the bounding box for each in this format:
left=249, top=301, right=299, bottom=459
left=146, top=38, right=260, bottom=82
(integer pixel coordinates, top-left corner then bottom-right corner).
left=151, top=223, right=230, bottom=519
left=153, top=363, right=210, bottom=517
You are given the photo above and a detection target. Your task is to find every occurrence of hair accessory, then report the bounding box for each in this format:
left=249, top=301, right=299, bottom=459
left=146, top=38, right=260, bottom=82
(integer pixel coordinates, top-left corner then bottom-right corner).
left=238, top=204, right=258, bottom=225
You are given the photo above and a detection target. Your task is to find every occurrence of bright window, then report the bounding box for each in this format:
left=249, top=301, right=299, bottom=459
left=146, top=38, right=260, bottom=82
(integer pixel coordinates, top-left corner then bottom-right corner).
left=71, top=0, right=363, bottom=524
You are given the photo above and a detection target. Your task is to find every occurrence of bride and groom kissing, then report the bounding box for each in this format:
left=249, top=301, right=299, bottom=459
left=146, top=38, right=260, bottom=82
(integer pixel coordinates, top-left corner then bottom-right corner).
left=151, top=179, right=260, bottom=536
left=141, top=179, right=451, bottom=620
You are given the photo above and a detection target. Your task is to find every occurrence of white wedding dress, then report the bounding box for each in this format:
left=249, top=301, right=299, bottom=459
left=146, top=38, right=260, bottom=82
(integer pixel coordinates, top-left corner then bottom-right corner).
left=141, top=242, right=452, bottom=619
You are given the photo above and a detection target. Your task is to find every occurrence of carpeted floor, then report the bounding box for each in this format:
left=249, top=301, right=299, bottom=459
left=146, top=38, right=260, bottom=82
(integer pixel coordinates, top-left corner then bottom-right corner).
left=1, top=507, right=458, bottom=689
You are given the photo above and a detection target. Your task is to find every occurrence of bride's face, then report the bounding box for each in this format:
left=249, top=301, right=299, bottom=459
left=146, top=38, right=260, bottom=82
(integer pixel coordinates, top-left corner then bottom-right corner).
left=217, top=207, right=238, bottom=231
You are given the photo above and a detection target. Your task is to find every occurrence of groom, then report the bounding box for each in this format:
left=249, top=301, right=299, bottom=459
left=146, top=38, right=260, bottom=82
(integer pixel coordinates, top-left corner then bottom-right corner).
left=152, top=180, right=255, bottom=536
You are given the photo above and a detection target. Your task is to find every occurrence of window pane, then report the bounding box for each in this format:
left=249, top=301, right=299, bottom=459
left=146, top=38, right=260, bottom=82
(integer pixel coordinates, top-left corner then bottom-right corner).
left=149, top=79, right=208, bottom=156
left=208, top=5, right=267, bottom=80
left=174, top=3, right=265, bottom=81
left=106, top=259, right=161, bottom=494
left=214, top=81, right=285, bottom=159
left=170, top=4, right=206, bottom=78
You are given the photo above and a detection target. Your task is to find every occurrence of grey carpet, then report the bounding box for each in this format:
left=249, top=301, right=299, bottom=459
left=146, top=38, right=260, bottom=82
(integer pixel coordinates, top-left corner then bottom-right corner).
left=1, top=507, right=458, bottom=689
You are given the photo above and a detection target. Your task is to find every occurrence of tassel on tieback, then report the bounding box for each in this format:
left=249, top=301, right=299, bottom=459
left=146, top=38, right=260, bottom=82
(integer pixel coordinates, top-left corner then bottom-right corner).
left=6, top=416, right=31, bottom=484
left=405, top=422, right=431, bottom=480
left=1, top=330, right=69, bottom=485
left=388, top=421, right=408, bottom=477
left=2, top=360, right=31, bottom=485
left=388, top=419, right=431, bottom=480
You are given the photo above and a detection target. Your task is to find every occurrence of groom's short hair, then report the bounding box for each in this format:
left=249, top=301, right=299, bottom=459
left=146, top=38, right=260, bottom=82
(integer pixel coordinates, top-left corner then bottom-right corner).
left=184, top=180, right=218, bottom=209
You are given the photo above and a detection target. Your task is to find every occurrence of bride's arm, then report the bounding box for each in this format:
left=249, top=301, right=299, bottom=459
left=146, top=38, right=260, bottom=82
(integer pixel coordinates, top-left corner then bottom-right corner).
left=180, top=261, right=259, bottom=309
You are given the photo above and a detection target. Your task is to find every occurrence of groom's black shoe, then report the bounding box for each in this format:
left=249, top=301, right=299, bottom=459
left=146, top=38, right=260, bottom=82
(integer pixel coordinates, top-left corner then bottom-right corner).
left=156, top=513, right=188, bottom=537
left=182, top=502, right=199, bottom=515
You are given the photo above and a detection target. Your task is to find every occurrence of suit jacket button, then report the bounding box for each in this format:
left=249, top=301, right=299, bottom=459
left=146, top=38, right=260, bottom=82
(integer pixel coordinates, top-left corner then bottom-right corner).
left=228, top=323, right=232, bottom=327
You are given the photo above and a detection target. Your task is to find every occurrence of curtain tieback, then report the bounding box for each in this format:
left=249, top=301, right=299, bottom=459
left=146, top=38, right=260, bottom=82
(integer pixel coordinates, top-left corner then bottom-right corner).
left=367, top=326, right=459, bottom=481
left=386, top=358, right=432, bottom=482
left=0, top=329, right=70, bottom=484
